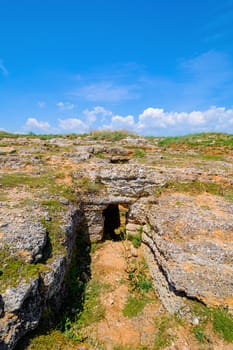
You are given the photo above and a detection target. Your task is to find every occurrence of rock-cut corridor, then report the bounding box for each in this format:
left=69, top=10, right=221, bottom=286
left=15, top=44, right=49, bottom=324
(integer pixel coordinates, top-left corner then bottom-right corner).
left=0, top=132, right=233, bottom=349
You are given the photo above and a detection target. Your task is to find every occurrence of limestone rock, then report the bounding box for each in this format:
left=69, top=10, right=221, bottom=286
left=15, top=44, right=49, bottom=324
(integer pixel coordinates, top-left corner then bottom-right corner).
left=0, top=209, right=48, bottom=263
left=0, top=278, right=42, bottom=349
left=0, top=133, right=233, bottom=348
left=143, top=193, right=233, bottom=312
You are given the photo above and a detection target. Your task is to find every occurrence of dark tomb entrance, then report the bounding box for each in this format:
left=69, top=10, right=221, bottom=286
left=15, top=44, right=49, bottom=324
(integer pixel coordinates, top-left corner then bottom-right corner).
left=103, top=204, right=122, bottom=240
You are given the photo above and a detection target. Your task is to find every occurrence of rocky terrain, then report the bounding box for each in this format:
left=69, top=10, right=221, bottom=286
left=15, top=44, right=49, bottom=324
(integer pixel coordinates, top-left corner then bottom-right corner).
left=0, top=130, right=233, bottom=349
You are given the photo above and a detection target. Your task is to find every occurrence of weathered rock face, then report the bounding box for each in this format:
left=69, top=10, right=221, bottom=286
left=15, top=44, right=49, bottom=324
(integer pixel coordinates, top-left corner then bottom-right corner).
left=0, top=278, right=42, bottom=350
left=0, top=203, right=79, bottom=349
left=0, top=207, right=48, bottom=263
left=79, top=165, right=166, bottom=241
left=0, top=133, right=233, bottom=348
left=142, top=193, right=233, bottom=313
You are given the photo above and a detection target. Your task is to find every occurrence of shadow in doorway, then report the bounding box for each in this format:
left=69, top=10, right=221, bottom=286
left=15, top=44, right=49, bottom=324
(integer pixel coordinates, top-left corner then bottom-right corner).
left=103, top=204, right=128, bottom=241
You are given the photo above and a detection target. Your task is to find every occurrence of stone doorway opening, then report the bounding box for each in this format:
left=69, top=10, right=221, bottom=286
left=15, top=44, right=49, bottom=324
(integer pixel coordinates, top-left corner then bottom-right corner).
left=103, top=204, right=128, bottom=240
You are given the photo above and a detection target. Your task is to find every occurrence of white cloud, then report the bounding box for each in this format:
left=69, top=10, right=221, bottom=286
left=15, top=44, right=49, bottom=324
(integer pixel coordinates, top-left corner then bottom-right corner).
left=20, top=106, right=233, bottom=136
left=137, top=108, right=176, bottom=129
left=187, top=111, right=205, bottom=125
left=0, top=59, right=8, bottom=76
left=58, top=118, right=88, bottom=133
left=73, top=82, right=139, bottom=102
left=83, top=106, right=112, bottom=123
left=57, top=101, right=75, bottom=111
left=111, top=115, right=135, bottom=129
left=23, top=118, right=52, bottom=132
left=103, top=114, right=136, bottom=131
left=136, top=106, right=233, bottom=135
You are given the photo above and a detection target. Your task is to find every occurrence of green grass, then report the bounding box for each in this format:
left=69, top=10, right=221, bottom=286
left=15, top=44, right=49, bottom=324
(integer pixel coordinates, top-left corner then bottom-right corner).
left=41, top=199, right=65, bottom=210
left=0, top=173, right=45, bottom=187
left=193, top=326, right=208, bottom=343
left=164, top=179, right=222, bottom=195
left=161, top=179, right=233, bottom=201
left=128, top=258, right=153, bottom=294
left=89, top=129, right=136, bottom=141
left=90, top=241, right=104, bottom=254
left=62, top=279, right=105, bottom=342
left=198, top=154, right=226, bottom=161
left=0, top=197, right=60, bottom=293
left=0, top=173, right=77, bottom=205
left=123, top=295, right=151, bottom=317
left=0, top=190, right=8, bottom=202
left=189, top=300, right=233, bottom=344
left=189, top=300, right=211, bottom=326
left=0, top=248, right=49, bottom=293
left=158, top=132, right=233, bottom=149
left=114, top=346, right=150, bottom=350
left=123, top=258, right=154, bottom=318
left=78, top=280, right=105, bottom=326
left=127, top=228, right=142, bottom=248
left=39, top=197, right=71, bottom=257
left=224, top=193, right=233, bottom=202
left=153, top=315, right=175, bottom=350
left=24, top=330, right=80, bottom=350
left=40, top=215, right=65, bottom=257
left=0, top=257, right=38, bottom=292
left=0, top=173, right=75, bottom=196
left=212, top=308, right=233, bottom=342
left=0, top=131, right=78, bottom=141
left=134, top=148, right=146, bottom=159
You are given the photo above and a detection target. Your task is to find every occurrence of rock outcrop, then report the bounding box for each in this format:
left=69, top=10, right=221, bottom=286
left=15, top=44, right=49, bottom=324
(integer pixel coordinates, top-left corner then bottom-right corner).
left=0, top=132, right=233, bottom=348
left=0, top=203, right=79, bottom=349
left=142, top=193, right=233, bottom=313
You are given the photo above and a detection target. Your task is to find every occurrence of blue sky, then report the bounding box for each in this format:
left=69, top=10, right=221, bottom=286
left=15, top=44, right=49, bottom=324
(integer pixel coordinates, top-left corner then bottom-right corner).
left=1, top=0, right=233, bottom=136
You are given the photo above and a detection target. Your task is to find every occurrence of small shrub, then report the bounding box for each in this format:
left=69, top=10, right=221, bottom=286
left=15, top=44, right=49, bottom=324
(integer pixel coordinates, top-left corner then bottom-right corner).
left=134, top=148, right=146, bottom=159
left=128, top=258, right=153, bottom=294
left=63, top=317, right=85, bottom=342
left=123, top=257, right=154, bottom=319
left=128, top=228, right=142, bottom=248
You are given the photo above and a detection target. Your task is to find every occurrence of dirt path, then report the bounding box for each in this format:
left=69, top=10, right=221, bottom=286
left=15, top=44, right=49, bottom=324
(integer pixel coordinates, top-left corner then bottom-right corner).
left=82, top=241, right=233, bottom=350
left=85, top=240, right=160, bottom=349
left=24, top=239, right=233, bottom=350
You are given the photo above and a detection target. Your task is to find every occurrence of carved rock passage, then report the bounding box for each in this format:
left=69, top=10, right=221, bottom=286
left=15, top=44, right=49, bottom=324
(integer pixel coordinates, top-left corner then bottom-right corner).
left=78, top=170, right=233, bottom=314
left=0, top=162, right=165, bottom=349
left=1, top=135, right=233, bottom=348
left=78, top=164, right=166, bottom=242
